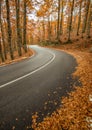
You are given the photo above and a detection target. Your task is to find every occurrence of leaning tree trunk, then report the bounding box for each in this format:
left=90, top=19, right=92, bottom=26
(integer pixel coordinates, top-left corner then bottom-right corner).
left=77, top=0, right=82, bottom=36
left=68, top=0, right=75, bottom=42
left=6, top=0, right=14, bottom=60
left=23, top=0, right=27, bottom=53
left=15, top=0, right=22, bottom=56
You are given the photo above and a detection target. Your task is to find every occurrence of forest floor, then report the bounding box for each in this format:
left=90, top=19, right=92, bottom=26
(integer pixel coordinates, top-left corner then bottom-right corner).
left=0, top=47, right=33, bottom=67
left=32, top=37, right=92, bottom=130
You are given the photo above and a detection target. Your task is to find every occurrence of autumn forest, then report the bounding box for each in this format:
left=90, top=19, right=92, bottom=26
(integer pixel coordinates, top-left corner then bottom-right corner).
left=0, top=0, right=92, bottom=63
left=0, top=0, right=92, bottom=130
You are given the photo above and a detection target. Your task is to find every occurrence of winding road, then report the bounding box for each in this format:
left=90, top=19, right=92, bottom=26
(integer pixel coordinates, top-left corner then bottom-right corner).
left=0, top=45, right=77, bottom=130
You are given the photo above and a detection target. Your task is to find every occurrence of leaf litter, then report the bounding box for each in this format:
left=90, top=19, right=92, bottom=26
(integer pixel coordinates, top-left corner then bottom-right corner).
left=32, top=42, right=92, bottom=130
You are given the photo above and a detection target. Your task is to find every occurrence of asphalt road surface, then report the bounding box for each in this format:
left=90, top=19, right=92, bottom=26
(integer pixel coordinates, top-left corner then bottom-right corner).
left=0, top=45, right=78, bottom=130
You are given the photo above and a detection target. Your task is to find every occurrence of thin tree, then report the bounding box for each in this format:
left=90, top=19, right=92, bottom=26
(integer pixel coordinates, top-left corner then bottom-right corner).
left=0, top=4, right=7, bottom=60
left=6, top=0, right=14, bottom=60
left=0, top=38, right=4, bottom=62
left=77, top=0, right=82, bottom=35
left=55, top=23, right=57, bottom=38
left=0, top=0, right=4, bottom=62
left=60, top=0, right=64, bottom=35
left=38, top=21, right=41, bottom=42
left=42, top=17, right=45, bottom=41
left=48, top=15, right=51, bottom=42
left=68, top=0, right=75, bottom=42
left=57, top=0, right=61, bottom=42
left=82, top=0, right=90, bottom=37
left=86, top=0, right=92, bottom=38
left=15, top=0, right=22, bottom=56
left=23, top=0, right=27, bottom=53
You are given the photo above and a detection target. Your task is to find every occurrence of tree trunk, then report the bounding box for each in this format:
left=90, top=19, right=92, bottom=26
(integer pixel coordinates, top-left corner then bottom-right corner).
left=38, top=25, right=41, bottom=42
left=82, top=0, right=90, bottom=35
left=48, top=15, right=51, bottom=42
left=55, top=23, right=57, bottom=38
left=42, top=17, right=45, bottom=42
left=23, top=0, right=27, bottom=53
left=86, top=1, right=92, bottom=38
left=0, top=39, right=4, bottom=62
left=57, top=0, right=61, bottom=41
left=68, top=0, right=75, bottom=42
left=77, top=0, right=82, bottom=35
left=15, top=0, right=22, bottom=56
left=60, top=0, right=63, bottom=35
left=1, top=20, right=7, bottom=60
left=0, top=0, right=4, bottom=62
left=6, top=0, right=14, bottom=60
left=0, top=3, right=7, bottom=60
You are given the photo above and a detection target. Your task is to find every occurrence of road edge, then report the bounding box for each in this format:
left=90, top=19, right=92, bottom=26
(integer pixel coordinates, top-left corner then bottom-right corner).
left=0, top=47, right=35, bottom=68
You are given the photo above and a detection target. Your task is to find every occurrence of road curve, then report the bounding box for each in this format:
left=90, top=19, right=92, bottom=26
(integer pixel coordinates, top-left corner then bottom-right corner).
left=0, top=45, right=78, bottom=130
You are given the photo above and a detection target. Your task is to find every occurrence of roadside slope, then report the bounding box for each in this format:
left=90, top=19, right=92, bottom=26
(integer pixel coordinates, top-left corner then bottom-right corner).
left=0, top=47, right=34, bottom=67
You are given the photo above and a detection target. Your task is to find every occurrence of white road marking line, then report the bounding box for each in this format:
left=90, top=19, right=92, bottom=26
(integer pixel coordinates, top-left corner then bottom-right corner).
left=0, top=51, right=55, bottom=88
